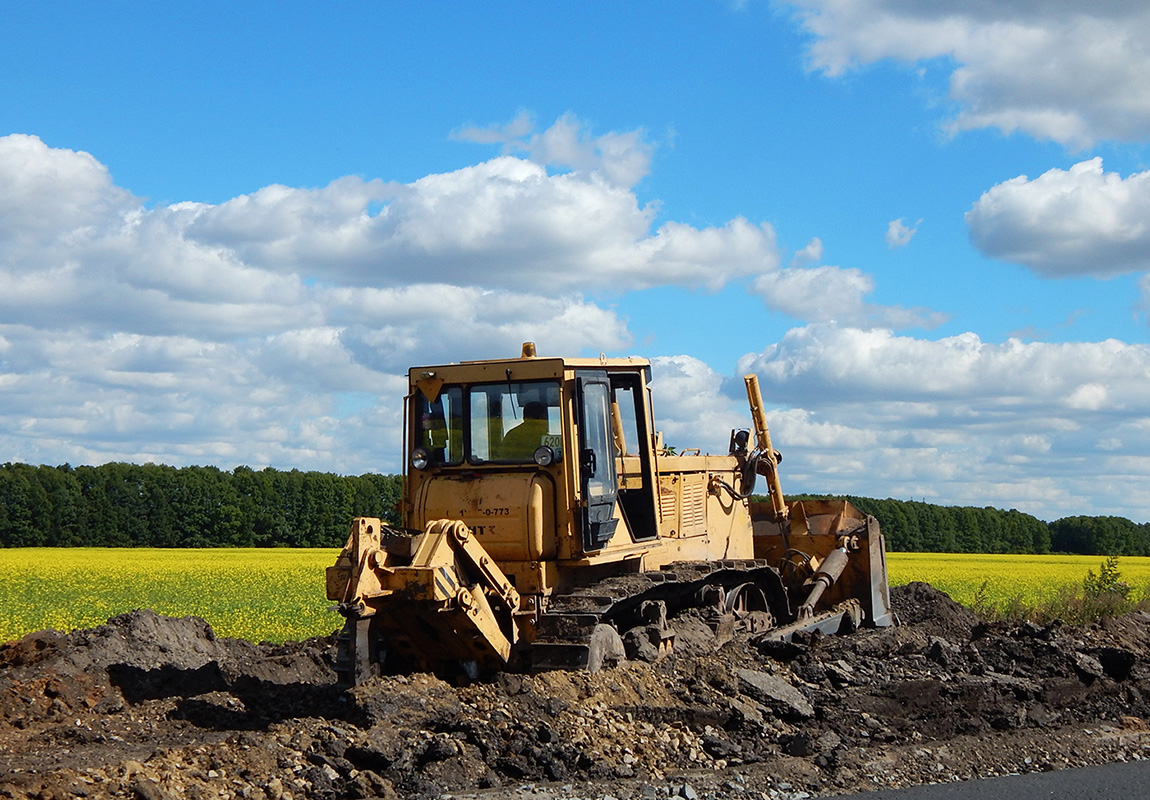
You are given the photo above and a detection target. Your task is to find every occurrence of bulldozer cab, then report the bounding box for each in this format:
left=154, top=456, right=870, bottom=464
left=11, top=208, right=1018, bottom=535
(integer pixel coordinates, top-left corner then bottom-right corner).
left=405, top=347, right=660, bottom=573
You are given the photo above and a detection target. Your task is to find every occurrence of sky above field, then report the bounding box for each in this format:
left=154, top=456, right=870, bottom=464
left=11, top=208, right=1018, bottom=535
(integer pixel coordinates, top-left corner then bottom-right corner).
left=3, top=1, right=1150, bottom=522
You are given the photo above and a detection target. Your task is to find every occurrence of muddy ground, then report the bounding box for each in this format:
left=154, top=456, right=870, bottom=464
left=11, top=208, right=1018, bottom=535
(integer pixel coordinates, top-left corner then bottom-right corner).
left=3, top=583, right=1150, bottom=800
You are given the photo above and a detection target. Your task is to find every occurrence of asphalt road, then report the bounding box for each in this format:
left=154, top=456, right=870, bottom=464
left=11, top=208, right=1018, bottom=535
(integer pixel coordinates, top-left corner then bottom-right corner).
left=834, top=760, right=1150, bottom=799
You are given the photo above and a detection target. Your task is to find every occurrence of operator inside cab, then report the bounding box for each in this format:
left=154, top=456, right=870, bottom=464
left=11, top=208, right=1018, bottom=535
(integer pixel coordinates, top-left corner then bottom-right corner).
left=498, top=400, right=550, bottom=460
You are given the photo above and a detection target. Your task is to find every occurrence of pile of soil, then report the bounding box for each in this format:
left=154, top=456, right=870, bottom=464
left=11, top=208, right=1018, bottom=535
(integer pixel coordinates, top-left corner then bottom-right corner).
left=2, top=582, right=1149, bottom=800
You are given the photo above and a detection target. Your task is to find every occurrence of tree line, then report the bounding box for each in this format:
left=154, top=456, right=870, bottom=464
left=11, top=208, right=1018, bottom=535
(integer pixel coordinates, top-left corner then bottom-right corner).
left=783, top=494, right=1150, bottom=556
left=0, top=462, right=400, bottom=548
left=2, top=461, right=1148, bottom=554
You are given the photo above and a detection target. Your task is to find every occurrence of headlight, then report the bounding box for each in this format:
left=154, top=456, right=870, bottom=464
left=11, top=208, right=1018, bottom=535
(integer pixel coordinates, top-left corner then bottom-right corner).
left=410, top=447, right=431, bottom=470
left=533, top=446, right=558, bottom=467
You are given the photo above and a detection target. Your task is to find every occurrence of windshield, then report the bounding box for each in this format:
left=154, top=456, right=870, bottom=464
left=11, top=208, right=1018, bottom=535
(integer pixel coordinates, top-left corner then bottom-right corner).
left=413, top=380, right=561, bottom=466
left=469, top=381, right=561, bottom=463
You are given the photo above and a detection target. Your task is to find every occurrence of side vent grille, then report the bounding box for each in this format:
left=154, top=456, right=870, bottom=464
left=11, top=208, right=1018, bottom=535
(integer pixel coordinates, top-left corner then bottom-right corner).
left=681, top=476, right=706, bottom=533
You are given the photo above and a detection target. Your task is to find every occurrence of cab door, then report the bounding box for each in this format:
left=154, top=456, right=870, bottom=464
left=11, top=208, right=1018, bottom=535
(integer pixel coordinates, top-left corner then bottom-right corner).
left=576, top=371, right=619, bottom=552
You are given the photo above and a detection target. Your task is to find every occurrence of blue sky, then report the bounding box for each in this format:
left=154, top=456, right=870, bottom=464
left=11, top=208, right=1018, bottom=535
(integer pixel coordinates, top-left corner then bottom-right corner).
left=3, top=1, right=1150, bottom=521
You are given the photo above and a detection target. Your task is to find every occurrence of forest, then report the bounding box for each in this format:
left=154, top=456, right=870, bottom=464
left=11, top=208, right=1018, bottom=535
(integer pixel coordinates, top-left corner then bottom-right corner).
left=791, top=494, right=1150, bottom=556
left=1, top=461, right=1148, bottom=555
left=0, top=462, right=400, bottom=548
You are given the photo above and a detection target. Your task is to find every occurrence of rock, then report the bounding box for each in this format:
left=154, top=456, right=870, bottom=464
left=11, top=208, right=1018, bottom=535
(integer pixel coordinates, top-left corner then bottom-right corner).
left=756, top=638, right=808, bottom=661
left=701, top=734, right=742, bottom=760
left=1073, top=652, right=1104, bottom=682
left=785, top=731, right=840, bottom=758
left=723, top=695, right=767, bottom=729
left=262, top=777, right=284, bottom=800
left=130, top=778, right=173, bottom=800
left=422, top=734, right=460, bottom=763
left=736, top=669, right=814, bottom=719
left=927, top=637, right=959, bottom=669
left=1026, top=704, right=1061, bottom=728
left=623, top=627, right=663, bottom=663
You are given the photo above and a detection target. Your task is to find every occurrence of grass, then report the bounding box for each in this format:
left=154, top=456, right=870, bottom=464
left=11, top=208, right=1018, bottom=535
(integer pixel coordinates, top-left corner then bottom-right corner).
left=4, top=548, right=1150, bottom=644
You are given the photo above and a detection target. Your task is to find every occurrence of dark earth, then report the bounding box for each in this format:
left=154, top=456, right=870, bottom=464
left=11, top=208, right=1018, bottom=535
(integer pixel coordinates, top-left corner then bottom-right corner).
left=3, top=583, right=1149, bottom=800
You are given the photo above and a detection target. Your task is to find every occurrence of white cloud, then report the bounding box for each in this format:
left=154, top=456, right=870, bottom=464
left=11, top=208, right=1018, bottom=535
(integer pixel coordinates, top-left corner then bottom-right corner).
left=326, top=284, right=630, bottom=372
left=725, top=325, right=1150, bottom=517
left=739, top=325, right=1149, bottom=407
left=451, top=110, right=536, bottom=146
left=5, top=127, right=1150, bottom=520
left=786, top=1, right=1150, bottom=148
left=885, top=217, right=919, bottom=249
left=647, top=356, right=748, bottom=456
left=751, top=264, right=946, bottom=329
left=452, top=111, right=655, bottom=189
left=0, top=134, right=135, bottom=255
left=966, top=158, right=1150, bottom=278
left=181, top=160, right=776, bottom=294
left=0, top=126, right=775, bottom=473
left=790, top=237, right=823, bottom=267
left=622, top=327, right=1150, bottom=519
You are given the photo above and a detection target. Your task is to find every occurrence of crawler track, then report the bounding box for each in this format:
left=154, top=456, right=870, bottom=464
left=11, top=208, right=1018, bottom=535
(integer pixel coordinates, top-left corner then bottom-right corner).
left=529, top=560, right=791, bottom=671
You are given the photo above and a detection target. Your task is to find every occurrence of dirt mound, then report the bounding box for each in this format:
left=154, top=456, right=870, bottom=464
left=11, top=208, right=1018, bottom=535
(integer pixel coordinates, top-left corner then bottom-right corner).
left=3, top=593, right=1150, bottom=800
left=0, top=609, right=333, bottom=714
left=890, top=580, right=980, bottom=638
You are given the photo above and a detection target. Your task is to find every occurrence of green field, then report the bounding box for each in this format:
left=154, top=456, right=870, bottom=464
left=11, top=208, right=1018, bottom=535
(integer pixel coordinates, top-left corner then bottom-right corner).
left=3, top=548, right=1149, bottom=644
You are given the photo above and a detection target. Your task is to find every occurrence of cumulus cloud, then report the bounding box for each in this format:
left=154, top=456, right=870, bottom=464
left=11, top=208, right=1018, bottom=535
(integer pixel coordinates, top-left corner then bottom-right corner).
left=180, top=162, right=777, bottom=293
left=786, top=1, right=1150, bottom=147
left=452, top=111, right=655, bottom=189
left=647, top=356, right=748, bottom=454
left=966, top=158, right=1150, bottom=278
left=0, top=134, right=135, bottom=255
left=5, top=127, right=1147, bottom=519
left=885, top=218, right=919, bottom=249
left=617, top=325, right=1150, bottom=519
left=739, top=325, right=1150, bottom=408
left=0, top=124, right=783, bottom=472
left=727, top=324, right=1150, bottom=517
left=790, top=237, right=823, bottom=267
left=751, top=265, right=946, bottom=329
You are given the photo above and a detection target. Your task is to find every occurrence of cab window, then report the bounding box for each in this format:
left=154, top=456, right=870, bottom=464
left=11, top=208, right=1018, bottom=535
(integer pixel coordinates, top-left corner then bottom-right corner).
left=469, top=381, right=561, bottom=463
left=414, top=386, right=464, bottom=466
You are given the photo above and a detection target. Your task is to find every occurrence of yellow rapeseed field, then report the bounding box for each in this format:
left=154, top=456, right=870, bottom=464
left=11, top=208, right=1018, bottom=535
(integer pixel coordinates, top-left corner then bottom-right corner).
left=0, top=547, right=341, bottom=644
left=3, top=548, right=1149, bottom=644
left=886, top=552, right=1150, bottom=608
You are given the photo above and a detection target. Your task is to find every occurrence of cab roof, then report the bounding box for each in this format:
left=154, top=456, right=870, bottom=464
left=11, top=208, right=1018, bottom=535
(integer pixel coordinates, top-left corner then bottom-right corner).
left=411, top=343, right=651, bottom=378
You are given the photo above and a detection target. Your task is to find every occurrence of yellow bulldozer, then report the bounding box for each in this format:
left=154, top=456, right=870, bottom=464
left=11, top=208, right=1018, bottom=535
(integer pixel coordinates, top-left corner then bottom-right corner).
left=326, top=343, right=892, bottom=684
